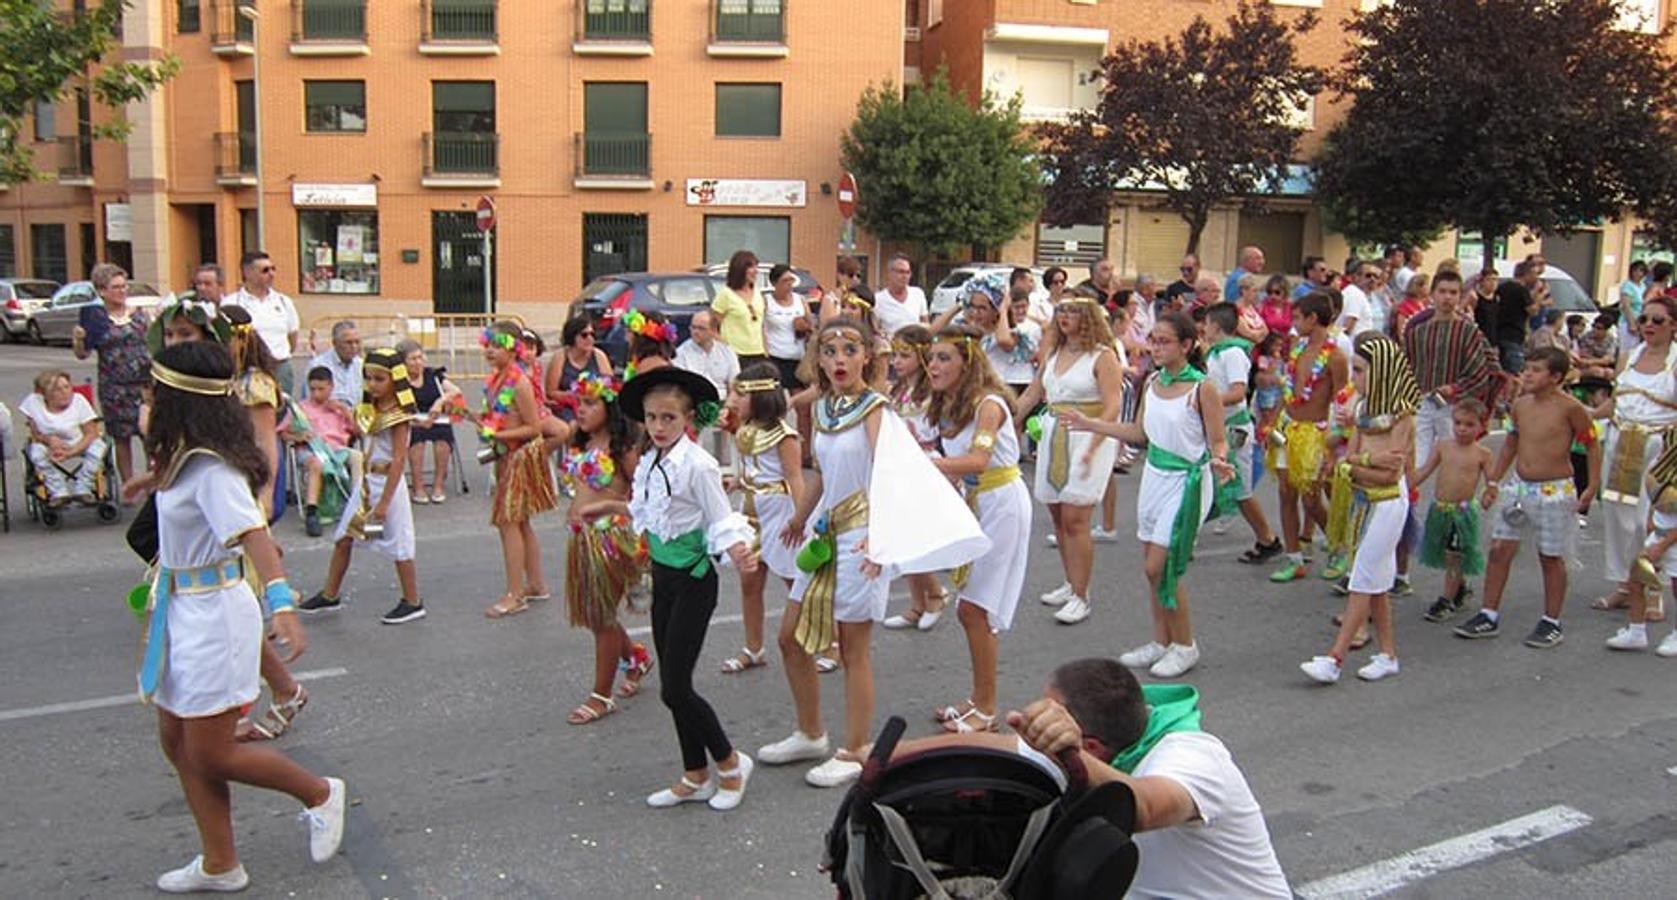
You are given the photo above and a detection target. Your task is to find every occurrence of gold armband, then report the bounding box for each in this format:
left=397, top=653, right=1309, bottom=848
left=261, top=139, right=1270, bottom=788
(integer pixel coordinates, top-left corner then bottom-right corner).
left=972, top=430, right=997, bottom=451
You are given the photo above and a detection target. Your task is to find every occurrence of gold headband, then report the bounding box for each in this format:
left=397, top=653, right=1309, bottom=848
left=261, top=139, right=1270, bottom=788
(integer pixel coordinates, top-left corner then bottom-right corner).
left=152, top=362, right=233, bottom=397
left=820, top=326, right=867, bottom=347
left=735, top=378, right=781, bottom=394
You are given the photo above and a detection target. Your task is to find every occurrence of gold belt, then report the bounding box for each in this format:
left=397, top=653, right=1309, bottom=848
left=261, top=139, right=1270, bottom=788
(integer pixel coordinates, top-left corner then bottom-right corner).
left=1047, top=402, right=1107, bottom=491
left=793, top=489, right=868, bottom=654
left=368, top=460, right=392, bottom=475
left=740, top=477, right=789, bottom=524
left=1356, top=483, right=1403, bottom=503
left=1604, top=421, right=1667, bottom=505
left=951, top=466, right=1021, bottom=589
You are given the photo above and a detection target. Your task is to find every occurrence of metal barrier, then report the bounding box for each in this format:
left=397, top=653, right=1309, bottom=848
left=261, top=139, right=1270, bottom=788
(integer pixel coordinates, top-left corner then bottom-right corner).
left=302, top=313, right=527, bottom=382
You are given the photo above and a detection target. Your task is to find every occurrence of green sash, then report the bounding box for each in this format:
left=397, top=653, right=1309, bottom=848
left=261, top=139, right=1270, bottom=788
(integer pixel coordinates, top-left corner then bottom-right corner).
left=1146, top=443, right=1209, bottom=609
left=647, top=529, right=711, bottom=578
left=1111, top=685, right=1204, bottom=774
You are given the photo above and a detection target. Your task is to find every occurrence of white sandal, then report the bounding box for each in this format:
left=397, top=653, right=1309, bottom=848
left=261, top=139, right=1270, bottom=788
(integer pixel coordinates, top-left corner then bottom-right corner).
left=720, top=646, right=768, bottom=674
left=941, top=707, right=998, bottom=734
left=815, top=655, right=841, bottom=674
left=933, top=699, right=974, bottom=723
left=646, top=775, right=716, bottom=808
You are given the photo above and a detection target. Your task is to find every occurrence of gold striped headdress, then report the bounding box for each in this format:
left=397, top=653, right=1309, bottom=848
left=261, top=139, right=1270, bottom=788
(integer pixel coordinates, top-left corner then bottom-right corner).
left=1354, top=333, right=1420, bottom=419
left=357, top=347, right=419, bottom=432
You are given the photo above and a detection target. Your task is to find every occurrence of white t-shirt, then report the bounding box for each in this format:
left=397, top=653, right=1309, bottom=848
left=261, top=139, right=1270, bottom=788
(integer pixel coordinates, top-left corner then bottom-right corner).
left=872, top=286, right=928, bottom=337
left=223, top=287, right=300, bottom=361
left=983, top=319, right=1043, bottom=386
left=18, top=392, right=98, bottom=443
left=1338, top=283, right=1372, bottom=336
left=1394, top=265, right=1417, bottom=293
left=1205, top=346, right=1252, bottom=420
left=1128, top=732, right=1291, bottom=900
left=763, top=295, right=808, bottom=361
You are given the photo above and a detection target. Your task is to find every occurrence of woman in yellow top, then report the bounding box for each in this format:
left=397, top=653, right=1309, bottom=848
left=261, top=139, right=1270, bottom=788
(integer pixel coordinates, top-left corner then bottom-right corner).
left=710, top=250, right=768, bottom=366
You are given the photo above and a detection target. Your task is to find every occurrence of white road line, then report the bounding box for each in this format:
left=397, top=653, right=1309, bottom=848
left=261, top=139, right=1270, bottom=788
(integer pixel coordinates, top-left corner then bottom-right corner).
left=0, top=666, right=350, bottom=724
left=1295, top=804, right=1593, bottom=900
left=1668, top=765, right=1677, bottom=777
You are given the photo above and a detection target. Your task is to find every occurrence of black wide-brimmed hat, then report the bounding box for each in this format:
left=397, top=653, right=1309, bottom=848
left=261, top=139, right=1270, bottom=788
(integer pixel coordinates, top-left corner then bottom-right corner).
left=618, top=366, right=722, bottom=425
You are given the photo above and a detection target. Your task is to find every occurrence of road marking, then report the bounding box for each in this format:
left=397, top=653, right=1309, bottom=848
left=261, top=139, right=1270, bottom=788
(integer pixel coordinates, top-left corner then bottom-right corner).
left=1295, top=804, right=1593, bottom=900
left=0, top=666, right=350, bottom=723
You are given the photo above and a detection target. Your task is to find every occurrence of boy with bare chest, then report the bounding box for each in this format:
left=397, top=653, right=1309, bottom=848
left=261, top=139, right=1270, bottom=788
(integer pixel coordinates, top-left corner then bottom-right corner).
left=1455, top=348, right=1600, bottom=648
left=1414, top=399, right=1494, bottom=622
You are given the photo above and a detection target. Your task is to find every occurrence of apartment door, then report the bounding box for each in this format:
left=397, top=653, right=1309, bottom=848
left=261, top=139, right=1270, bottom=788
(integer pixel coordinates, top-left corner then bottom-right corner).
left=582, top=213, right=648, bottom=287
left=432, top=211, right=494, bottom=314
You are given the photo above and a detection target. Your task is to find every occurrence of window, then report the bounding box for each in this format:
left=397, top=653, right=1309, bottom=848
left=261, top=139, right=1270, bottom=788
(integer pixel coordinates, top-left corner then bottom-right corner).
left=0, top=225, right=15, bottom=278
left=298, top=211, right=379, bottom=294
left=703, top=216, right=789, bottom=266
left=179, top=0, right=201, bottom=32
left=716, top=84, right=781, bottom=137
left=433, top=82, right=496, bottom=133
left=30, top=224, right=68, bottom=283
left=1017, top=57, right=1074, bottom=120
left=582, top=213, right=648, bottom=285
left=306, top=81, right=367, bottom=133
left=235, top=80, right=256, bottom=170
left=655, top=277, right=713, bottom=307
left=1455, top=231, right=1509, bottom=268
left=34, top=100, right=55, bottom=143
left=80, top=223, right=96, bottom=280
left=581, top=82, right=649, bottom=176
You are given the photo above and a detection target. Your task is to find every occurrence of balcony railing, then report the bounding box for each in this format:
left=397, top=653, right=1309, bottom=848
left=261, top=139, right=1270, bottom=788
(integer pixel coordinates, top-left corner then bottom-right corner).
left=291, top=0, right=366, bottom=43
left=209, top=0, right=255, bottom=49
left=577, top=0, right=651, bottom=42
left=425, top=131, right=500, bottom=177
left=215, top=131, right=256, bottom=184
left=712, top=0, right=784, bottom=43
left=56, top=135, right=93, bottom=183
left=423, top=0, right=497, bottom=44
left=575, top=132, right=651, bottom=179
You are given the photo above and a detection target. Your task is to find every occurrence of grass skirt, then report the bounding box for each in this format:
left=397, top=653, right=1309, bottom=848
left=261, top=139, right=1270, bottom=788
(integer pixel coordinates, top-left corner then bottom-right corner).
left=1420, top=501, right=1484, bottom=575
left=565, top=514, right=646, bottom=630
left=491, top=441, right=558, bottom=527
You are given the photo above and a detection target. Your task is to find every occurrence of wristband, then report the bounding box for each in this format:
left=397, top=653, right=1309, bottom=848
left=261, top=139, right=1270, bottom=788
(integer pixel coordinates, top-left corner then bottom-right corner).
left=264, top=578, right=297, bottom=615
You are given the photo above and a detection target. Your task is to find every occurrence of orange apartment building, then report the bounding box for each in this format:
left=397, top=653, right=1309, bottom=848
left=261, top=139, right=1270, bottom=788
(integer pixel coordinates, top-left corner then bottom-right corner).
left=0, top=0, right=905, bottom=325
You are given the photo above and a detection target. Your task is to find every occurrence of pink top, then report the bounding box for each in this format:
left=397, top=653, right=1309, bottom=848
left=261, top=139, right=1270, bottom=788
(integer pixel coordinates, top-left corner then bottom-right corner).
left=1258, top=297, right=1292, bottom=338
left=299, top=397, right=353, bottom=450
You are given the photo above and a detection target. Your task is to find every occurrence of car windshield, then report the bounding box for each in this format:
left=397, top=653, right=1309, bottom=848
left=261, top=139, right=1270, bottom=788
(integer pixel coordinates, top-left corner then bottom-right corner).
left=12, top=282, right=56, bottom=299
left=577, top=279, right=630, bottom=304
left=1543, top=276, right=1595, bottom=312
left=938, top=270, right=977, bottom=289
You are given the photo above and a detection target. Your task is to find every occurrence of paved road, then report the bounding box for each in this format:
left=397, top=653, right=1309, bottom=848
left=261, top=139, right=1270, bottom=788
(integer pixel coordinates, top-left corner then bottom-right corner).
left=2, top=342, right=1674, bottom=898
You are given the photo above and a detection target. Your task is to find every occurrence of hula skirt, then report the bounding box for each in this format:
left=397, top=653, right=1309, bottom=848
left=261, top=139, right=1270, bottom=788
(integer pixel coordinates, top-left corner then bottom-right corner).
left=1419, top=501, right=1484, bottom=575
left=565, top=513, right=646, bottom=630
left=491, top=441, right=559, bottom=527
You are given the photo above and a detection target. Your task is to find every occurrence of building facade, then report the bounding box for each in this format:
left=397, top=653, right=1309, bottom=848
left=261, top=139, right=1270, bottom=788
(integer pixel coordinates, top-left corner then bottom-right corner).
left=0, top=0, right=904, bottom=325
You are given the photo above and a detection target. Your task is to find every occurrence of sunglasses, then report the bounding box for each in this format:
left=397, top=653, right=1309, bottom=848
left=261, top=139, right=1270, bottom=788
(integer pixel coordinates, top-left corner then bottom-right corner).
left=259, top=266, right=276, bottom=274
left=1640, top=315, right=1669, bottom=326
left=1266, top=288, right=1285, bottom=295
left=1180, top=266, right=1195, bottom=273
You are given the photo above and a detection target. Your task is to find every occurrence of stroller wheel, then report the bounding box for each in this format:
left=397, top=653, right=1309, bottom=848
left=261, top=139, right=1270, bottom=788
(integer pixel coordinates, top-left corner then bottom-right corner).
left=41, top=508, right=62, bottom=531
left=97, top=503, right=121, bottom=523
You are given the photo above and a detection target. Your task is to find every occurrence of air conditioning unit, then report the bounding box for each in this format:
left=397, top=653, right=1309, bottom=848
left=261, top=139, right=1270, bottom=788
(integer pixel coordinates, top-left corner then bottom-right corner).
left=904, top=26, right=921, bottom=41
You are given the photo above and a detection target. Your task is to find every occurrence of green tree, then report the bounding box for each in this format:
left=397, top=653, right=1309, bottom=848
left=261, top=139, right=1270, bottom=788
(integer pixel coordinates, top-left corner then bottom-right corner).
left=840, top=71, right=1043, bottom=263
left=1314, top=0, right=1677, bottom=272
left=0, top=0, right=178, bottom=184
left=1040, top=2, right=1323, bottom=254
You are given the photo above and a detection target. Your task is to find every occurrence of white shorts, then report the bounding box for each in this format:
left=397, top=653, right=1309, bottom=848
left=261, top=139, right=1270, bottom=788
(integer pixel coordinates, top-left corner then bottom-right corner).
left=1489, top=476, right=1577, bottom=558
left=1348, top=490, right=1410, bottom=595
left=155, top=584, right=263, bottom=718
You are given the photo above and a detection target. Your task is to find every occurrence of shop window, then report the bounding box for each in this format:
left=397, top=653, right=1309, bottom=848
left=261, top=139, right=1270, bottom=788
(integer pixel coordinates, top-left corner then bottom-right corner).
left=306, top=81, right=367, bottom=133
left=703, top=216, right=789, bottom=266
left=716, top=83, right=781, bottom=137
left=299, top=210, right=379, bottom=294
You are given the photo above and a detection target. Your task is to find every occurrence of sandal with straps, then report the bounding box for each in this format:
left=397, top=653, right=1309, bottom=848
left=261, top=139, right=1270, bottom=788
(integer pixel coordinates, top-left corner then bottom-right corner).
left=720, top=646, right=768, bottom=674
left=933, top=699, right=975, bottom=723
left=243, top=684, right=309, bottom=741
left=484, top=593, right=529, bottom=619
left=567, top=692, right=618, bottom=725
left=941, top=707, right=998, bottom=734
left=617, top=643, right=655, bottom=698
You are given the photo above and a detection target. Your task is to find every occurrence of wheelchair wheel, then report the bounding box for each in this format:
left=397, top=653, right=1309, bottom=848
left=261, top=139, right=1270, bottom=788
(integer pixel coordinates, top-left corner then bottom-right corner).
left=97, top=502, right=120, bottom=523
left=41, top=508, right=61, bottom=531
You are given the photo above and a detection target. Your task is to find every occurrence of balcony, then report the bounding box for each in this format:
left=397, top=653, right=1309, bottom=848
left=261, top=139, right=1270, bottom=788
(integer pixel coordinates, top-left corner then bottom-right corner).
left=574, top=0, right=653, bottom=56
left=574, top=132, right=652, bottom=190
left=55, top=136, right=94, bottom=187
left=709, top=0, right=786, bottom=58
left=215, top=131, right=257, bottom=187
left=289, top=0, right=369, bottom=56
left=209, top=0, right=255, bottom=55
left=421, top=0, right=498, bottom=55
left=423, top=132, right=501, bottom=188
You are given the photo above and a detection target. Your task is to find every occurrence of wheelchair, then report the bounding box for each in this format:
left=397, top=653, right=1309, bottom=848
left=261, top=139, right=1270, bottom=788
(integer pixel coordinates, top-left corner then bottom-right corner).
left=22, top=434, right=121, bottom=531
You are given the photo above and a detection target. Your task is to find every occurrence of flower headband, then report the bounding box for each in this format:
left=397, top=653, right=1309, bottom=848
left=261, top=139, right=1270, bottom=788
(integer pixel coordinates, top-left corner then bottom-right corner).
left=623, top=310, right=679, bottom=344
left=573, top=370, right=621, bottom=403
left=481, top=329, right=518, bottom=351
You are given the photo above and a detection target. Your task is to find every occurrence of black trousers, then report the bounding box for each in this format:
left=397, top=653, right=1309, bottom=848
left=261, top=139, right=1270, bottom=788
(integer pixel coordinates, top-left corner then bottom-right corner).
left=650, top=561, right=733, bottom=772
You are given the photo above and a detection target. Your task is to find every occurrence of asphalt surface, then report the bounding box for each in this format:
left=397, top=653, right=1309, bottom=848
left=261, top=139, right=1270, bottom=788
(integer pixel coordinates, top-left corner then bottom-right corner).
left=2, top=341, right=1675, bottom=899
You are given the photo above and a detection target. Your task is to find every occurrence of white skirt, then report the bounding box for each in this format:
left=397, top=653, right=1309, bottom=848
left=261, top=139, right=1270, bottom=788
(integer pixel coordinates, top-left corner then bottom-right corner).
left=1350, top=494, right=1411, bottom=595
left=755, top=493, right=798, bottom=581
left=959, top=480, right=1033, bottom=632
left=334, top=471, right=416, bottom=561
left=1033, top=421, right=1117, bottom=506
left=790, top=524, right=890, bottom=623
left=155, top=583, right=263, bottom=718
left=1135, top=462, right=1212, bottom=548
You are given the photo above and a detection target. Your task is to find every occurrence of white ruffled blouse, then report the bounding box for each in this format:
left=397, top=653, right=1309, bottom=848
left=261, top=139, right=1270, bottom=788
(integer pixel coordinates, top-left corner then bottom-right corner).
left=629, top=436, right=755, bottom=559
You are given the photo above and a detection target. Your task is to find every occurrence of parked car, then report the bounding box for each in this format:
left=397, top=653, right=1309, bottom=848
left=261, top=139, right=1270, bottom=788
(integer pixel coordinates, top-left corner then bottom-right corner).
left=930, top=264, right=1052, bottom=314
left=694, top=262, right=824, bottom=302
left=567, top=272, right=723, bottom=368
left=1490, top=260, right=1600, bottom=328
left=27, top=280, right=170, bottom=345
left=0, top=278, right=62, bottom=341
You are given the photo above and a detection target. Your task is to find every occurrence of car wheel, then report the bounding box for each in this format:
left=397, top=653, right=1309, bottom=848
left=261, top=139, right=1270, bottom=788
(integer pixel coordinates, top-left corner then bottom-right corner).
left=26, top=320, right=43, bottom=345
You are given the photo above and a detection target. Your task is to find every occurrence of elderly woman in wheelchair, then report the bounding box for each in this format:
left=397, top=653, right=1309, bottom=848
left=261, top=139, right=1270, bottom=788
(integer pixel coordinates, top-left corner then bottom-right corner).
left=20, top=370, right=111, bottom=508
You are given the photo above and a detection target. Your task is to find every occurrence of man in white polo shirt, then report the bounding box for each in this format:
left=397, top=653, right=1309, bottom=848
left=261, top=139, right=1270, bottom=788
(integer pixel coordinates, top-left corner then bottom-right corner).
left=223, top=250, right=301, bottom=395
left=873, top=254, right=928, bottom=338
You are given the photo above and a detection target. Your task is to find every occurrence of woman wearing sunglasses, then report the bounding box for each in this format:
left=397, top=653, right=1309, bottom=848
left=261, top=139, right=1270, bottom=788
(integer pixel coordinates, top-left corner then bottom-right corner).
left=546, top=317, right=616, bottom=421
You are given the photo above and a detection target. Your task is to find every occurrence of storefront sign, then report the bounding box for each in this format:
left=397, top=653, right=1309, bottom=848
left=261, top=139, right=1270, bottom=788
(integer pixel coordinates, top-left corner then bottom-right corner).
left=686, top=179, right=807, bottom=208
left=104, top=203, right=132, bottom=242
left=291, top=183, right=378, bottom=208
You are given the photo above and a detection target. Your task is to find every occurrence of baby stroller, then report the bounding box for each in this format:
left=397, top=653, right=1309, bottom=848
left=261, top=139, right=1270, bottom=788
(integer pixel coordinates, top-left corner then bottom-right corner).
left=823, top=718, right=1140, bottom=900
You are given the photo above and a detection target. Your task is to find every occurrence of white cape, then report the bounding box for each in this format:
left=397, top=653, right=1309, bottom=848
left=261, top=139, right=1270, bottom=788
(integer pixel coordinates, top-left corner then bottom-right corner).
left=867, top=410, right=991, bottom=574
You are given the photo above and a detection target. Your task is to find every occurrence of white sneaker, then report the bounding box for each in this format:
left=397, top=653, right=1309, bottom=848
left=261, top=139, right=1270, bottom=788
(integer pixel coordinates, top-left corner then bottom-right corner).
left=1606, top=626, right=1650, bottom=651
left=157, top=856, right=250, bottom=893
left=1657, top=632, right=1677, bottom=657
left=1039, top=582, right=1074, bottom=606
left=805, top=755, right=863, bottom=788
left=1356, top=653, right=1401, bottom=681
left=1091, top=526, right=1120, bottom=543
left=1053, top=596, right=1092, bottom=625
left=301, top=777, right=346, bottom=863
left=1118, top=641, right=1167, bottom=668
left=882, top=614, right=915, bottom=630
left=1045, top=532, right=1059, bottom=548
left=917, top=608, right=944, bottom=631
left=758, top=730, right=830, bottom=765
left=708, top=753, right=754, bottom=811
left=1211, top=518, right=1230, bottom=535
left=1149, top=643, right=1201, bottom=678
left=646, top=776, right=716, bottom=808
left=1300, top=656, right=1341, bottom=684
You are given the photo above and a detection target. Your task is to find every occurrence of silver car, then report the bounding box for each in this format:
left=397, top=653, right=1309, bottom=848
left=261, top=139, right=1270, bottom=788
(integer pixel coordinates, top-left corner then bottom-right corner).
left=931, top=264, right=1051, bottom=314
left=27, top=280, right=169, bottom=345
left=1, top=278, right=61, bottom=341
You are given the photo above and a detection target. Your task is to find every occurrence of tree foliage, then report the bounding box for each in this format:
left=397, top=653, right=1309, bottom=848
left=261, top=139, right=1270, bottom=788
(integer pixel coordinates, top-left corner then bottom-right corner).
left=840, top=70, right=1044, bottom=261
left=1040, top=1, right=1323, bottom=254
left=1314, top=0, right=1677, bottom=269
left=0, top=0, right=179, bottom=184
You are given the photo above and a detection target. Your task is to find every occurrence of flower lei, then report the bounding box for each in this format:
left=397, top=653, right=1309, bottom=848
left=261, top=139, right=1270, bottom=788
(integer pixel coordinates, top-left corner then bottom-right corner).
left=479, top=365, right=524, bottom=445
left=572, top=369, right=621, bottom=404
left=623, top=310, right=679, bottom=344
left=1282, top=338, right=1334, bottom=408
left=563, top=446, right=617, bottom=490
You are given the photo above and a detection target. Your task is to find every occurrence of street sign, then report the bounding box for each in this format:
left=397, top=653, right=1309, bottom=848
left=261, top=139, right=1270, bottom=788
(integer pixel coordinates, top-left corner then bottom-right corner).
left=837, top=172, right=857, bottom=219
left=475, top=195, right=497, bottom=232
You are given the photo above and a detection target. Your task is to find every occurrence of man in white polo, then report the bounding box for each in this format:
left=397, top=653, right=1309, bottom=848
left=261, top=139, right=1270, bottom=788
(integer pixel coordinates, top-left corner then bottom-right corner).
left=223, top=250, right=301, bottom=396
left=873, top=254, right=928, bottom=338
left=673, top=311, right=741, bottom=465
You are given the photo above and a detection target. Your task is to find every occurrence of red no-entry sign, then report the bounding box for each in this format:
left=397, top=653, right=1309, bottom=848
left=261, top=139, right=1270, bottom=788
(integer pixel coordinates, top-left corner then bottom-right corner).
left=837, top=172, right=857, bottom=219
left=476, top=195, right=496, bottom=231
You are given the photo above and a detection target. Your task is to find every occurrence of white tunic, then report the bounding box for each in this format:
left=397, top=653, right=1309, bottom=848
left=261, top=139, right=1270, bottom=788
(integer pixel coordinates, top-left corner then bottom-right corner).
left=154, top=455, right=268, bottom=718
left=1136, top=381, right=1213, bottom=548
left=738, top=429, right=798, bottom=580
left=791, top=400, right=889, bottom=623
left=334, top=426, right=415, bottom=561
left=1034, top=349, right=1117, bottom=506
left=943, top=396, right=1032, bottom=631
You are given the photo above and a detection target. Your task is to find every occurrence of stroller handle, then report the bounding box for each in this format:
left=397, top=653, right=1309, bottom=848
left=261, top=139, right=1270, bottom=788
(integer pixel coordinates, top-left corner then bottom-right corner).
left=857, top=716, right=908, bottom=797
left=1055, top=747, right=1090, bottom=796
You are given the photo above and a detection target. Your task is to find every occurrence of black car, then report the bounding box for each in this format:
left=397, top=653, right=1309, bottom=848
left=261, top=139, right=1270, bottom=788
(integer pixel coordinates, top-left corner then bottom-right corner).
left=568, top=268, right=822, bottom=367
